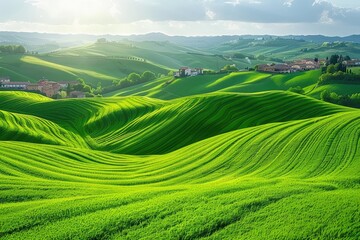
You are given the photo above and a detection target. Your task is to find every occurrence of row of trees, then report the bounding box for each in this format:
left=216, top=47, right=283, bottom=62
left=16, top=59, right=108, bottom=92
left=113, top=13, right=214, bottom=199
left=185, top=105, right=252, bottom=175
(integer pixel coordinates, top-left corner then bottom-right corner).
left=318, top=54, right=359, bottom=85
left=53, top=78, right=102, bottom=99
left=102, top=71, right=157, bottom=94
left=318, top=71, right=360, bottom=85
left=321, top=54, right=350, bottom=74
left=321, top=91, right=360, bottom=108
left=0, top=45, right=26, bottom=54
left=117, top=71, right=156, bottom=88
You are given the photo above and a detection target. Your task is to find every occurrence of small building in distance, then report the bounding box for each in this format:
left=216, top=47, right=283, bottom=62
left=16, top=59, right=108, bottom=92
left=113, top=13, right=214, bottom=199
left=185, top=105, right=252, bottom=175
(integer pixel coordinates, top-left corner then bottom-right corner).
left=0, top=81, right=30, bottom=90
left=69, top=91, right=85, bottom=98
left=0, top=78, right=84, bottom=98
left=343, top=59, right=360, bottom=67
left=38, top=80, right=62, bottom=97
left=0, top=77, right=10, bottom=83
left=58, top=81, right=79, bottom=90
left=25, top=79, right=62, bottom=97
left=257, top=64, right=292, bottom=73
left=174, top=67, right=203, bottom=77
left=257, top=59, right=320, bottom=73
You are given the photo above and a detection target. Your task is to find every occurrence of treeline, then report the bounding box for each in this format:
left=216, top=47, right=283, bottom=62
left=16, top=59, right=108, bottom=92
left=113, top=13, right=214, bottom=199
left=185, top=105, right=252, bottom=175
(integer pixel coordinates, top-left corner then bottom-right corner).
left=321, top=91, right=360, bottom=108
left=53, top=79, right=102, bottom=99
left=102, top=71, right=157, bottom=94
left=318, top=54, right=360, bottom=85
left=319, top=71, right=360, bottom=85
left=0, top=45, right=26, bottom=54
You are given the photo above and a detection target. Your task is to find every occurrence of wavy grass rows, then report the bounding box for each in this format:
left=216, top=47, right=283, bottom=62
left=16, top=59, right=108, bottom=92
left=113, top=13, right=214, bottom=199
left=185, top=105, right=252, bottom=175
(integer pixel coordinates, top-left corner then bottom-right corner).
left=0, top=90, right=359, bottom=239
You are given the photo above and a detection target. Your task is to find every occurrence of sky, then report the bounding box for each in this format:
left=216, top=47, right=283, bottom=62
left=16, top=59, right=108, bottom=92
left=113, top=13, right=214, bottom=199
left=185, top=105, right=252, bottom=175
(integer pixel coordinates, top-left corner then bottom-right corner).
left=0, top=0, right=359, bottom=36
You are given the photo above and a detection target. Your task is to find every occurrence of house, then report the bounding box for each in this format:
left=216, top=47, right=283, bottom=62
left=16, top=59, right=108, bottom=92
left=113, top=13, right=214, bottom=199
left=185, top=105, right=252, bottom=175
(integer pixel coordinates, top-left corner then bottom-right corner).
left=69, top=91, right=85, bottom=98
left=58, top=81, right=79, bottom=90
left=26, top=83, right=41, bottom=91
left=0, top=77, right=10, bottom=83
left=175, top=67, right=203, bottom=77
left=257, top=64, right=291, bottom=73
left=344, top=59, right=360, bottom=67
left=258, top=59, right=320, bottom=73
left=26, top=79, right=61, bottom=97
left=1, top=82, right=30, bottom=90
left=37, top=80, right=61, bottom=97
left=289, top=59, right=319, bottom=71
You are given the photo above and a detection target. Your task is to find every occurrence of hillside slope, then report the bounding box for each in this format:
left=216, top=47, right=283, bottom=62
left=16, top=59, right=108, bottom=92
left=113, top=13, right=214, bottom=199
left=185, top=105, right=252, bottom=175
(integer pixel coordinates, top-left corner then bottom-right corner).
left=107, top=70, right=322, bottom=99
left=0, top=91, right=350, bottom=154
left=0, top=91, right=359, bottom=239
left=0, top=54, right=169, bottom=86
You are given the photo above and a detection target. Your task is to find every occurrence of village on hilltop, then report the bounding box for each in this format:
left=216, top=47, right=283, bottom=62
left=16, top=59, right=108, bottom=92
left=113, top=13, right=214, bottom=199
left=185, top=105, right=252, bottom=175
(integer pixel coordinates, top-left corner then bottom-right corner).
left=0, top=78, right=85, bottom=98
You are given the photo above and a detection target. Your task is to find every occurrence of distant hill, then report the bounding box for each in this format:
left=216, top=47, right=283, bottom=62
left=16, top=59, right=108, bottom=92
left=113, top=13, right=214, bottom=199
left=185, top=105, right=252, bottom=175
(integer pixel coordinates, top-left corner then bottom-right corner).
left=1, top=31, right=360, bottom=53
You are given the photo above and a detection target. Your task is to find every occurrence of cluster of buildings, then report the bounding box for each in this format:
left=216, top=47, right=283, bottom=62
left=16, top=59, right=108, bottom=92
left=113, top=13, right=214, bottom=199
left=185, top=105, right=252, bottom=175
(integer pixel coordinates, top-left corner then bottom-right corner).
left=257, top=59, right=321, bottom=73
left=343, top=59, right=360, bottom=67
left=0, top=77, right=83, bottom=98
left=174, top=67, right=203, bottom=77
left=257, top=58, right=360, bottom=74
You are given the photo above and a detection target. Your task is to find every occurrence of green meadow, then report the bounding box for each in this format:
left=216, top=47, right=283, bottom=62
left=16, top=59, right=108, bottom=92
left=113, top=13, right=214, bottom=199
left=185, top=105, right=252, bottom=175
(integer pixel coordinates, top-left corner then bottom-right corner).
left=1, top=36, right=360, bottom=239
left=0, top=88, right=359, bottom=239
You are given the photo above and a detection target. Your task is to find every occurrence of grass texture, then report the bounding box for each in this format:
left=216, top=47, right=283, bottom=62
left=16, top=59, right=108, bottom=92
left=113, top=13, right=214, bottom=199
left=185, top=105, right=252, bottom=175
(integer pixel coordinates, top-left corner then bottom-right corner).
left=0, top=90, right=359, bottom=239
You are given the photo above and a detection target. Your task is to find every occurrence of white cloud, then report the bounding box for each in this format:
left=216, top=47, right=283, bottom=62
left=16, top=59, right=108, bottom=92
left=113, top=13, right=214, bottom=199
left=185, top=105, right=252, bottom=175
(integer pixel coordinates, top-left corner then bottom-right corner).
left=206, top=10, right=216, bottom=20
left=225, top=0, right=261, bottom=6
left=283, top=0, right=294, bottom=7
left=0, top=0, right=359, bottom=36
left=319, top=10, right=334, bottom=24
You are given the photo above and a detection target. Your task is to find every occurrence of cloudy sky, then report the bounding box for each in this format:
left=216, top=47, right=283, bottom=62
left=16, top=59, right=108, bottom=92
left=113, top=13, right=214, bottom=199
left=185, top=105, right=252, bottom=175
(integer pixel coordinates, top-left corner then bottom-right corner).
left=0, top=0, right=359, bottom=36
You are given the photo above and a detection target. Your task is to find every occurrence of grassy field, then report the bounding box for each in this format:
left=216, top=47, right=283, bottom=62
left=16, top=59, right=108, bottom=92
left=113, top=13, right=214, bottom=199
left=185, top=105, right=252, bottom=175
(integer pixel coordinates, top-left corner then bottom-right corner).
left=0, top=90, right=359, bottom=239
left=0, top=54, right=170, bottom=86
left=107, top=70, right=323, bottom=99
left=107, top=69, right=360, bottom=103
left=350, top=67, right=360, bottom=74
left=54, top=42, right=267, bottom=71
left=1, top=38, right=359, bottom=89
left=1, top=36, right=360, bottom=240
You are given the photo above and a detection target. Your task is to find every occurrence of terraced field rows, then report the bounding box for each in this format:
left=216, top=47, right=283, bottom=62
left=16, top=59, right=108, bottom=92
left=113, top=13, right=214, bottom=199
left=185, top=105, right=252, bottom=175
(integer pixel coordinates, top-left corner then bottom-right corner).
left=0, top=91, right=359, bottom=239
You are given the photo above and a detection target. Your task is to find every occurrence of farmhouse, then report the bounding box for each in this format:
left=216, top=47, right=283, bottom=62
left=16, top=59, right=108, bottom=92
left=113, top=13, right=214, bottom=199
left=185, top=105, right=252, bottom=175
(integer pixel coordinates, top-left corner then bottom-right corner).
left=69, top=91, right=85, bottom=98
left=344, top=59, right=360, bottom=67
left=258, top=59, right=320, bottom=73
left=0, top=77, right=10, bottom=83
left=257, top=64, right=292, bottom=73
left=58, top=81, right=79, bottom=90
left=36, top=80, right=62, bottom=97
left=174, top=67, right=203, bottom=77
left=0, top=81, right=30, bottom=90
left=289, top=59, right=320, bottom=71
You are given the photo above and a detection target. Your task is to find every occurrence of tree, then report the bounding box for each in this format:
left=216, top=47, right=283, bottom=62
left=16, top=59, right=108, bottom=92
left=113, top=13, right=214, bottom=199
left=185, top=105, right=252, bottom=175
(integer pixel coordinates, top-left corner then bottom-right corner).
left=93, top=82, right=103, bottom=95
left=96, top=38, right=107, bottom=43
left=329, top=54, right=339, bottom=65
left=288, top=86, right=305, bottom=95
left=141, top=71, right=156, bottom=82
left=127, top=73, right=141, bottom=83
left=327, top=64, right=336, bottom=74
left=14, top=45, right=26, bottom=54
left=220, top=64, right=238, bottom=73
left=320, top=90, right=331, bottom=102
left=83, top=85, right=92, bottom=93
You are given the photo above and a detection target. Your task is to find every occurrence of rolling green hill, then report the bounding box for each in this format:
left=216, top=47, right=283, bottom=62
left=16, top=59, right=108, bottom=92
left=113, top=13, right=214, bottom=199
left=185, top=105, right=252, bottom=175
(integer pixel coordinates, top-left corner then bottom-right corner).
left=1, top=32, right=360, bottom=239
left=53, top=41, right=267, bottom=71
left=0, top=90, right=359, bottom=239
left=107, top=70, right=323, bottom=99
left=0, top=54, right=170, bottom=86
left=107, top=69, right=360, bottom=105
